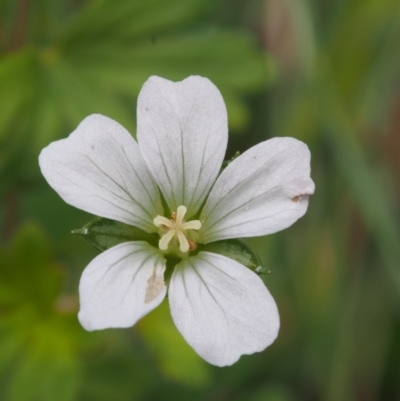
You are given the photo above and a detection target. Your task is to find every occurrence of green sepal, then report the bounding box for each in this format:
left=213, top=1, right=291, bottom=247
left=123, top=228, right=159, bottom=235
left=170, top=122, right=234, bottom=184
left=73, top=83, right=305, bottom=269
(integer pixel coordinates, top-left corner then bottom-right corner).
left=198, top=239, right=268, bottom=275
left=164, top=257, right=181, bottom=288
left=72, top=217, right=158, bottom=252
left=220, top=151, right=241, bottom=172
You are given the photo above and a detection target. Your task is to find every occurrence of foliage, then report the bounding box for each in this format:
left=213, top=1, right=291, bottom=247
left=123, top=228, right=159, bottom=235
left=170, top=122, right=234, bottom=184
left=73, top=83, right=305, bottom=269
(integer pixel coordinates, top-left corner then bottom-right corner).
left=0, top=0, right=272, bottom=193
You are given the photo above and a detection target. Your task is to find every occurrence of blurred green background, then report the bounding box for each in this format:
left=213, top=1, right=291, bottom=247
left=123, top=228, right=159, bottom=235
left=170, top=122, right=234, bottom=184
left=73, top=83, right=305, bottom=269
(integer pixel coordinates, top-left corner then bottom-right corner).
left=1, top=0, right=400, bottom=400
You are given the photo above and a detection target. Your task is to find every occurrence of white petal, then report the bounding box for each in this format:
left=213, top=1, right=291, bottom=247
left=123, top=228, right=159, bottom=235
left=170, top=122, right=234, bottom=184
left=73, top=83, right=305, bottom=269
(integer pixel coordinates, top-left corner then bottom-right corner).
left=169, top=252, right=279, bottom=366
left=78, top=242, right=166, bottom=331
left=39, top=114, right=163, bottom=233
left=137, top=76, right=228, bottom=217
left=200, top=137, right=315, bottom=243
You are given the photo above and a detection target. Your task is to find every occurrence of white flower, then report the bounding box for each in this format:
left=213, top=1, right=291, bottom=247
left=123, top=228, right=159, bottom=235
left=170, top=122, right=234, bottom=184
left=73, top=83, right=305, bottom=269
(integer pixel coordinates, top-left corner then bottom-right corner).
left=39, top=76, right=315, bottom=367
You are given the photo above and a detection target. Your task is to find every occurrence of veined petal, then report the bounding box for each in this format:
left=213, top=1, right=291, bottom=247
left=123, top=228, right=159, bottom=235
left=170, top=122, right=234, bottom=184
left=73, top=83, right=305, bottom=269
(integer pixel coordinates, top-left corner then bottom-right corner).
left=200, top=137, right=315, bottom=243
left=39, top=114, right=163, bottom=233
left=78, top=242, right=166, bottom=331
left=169, top=252, right=279, bottom=367
left=137, top=76, right=228, bottom=218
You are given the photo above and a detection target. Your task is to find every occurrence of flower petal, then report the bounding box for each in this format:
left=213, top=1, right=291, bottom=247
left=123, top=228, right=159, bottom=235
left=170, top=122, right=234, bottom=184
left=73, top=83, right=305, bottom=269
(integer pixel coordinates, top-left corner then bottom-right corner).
left=137, top=76, right=228, bottom=217
left=78, top=242, right=166, bottom=331
left=200, top=137, right=315, bottom=243
left=39, top=114, right=163, bottom=233
left=169, top=252, right=279, bottom=366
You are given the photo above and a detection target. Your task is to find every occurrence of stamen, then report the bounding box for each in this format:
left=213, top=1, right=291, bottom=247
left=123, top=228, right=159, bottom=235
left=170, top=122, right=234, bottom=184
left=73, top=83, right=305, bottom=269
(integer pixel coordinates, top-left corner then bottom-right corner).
left=181, top=220, right=202, bottom=230
left=176, top=230, right=190, bottom=253
left=176, top=205, right=187, bottom=225
left=154, top=216, right=173, bottom=228
left=154, top=205, right=201, bottom=253
left=159, top=230, right=175, bottom=250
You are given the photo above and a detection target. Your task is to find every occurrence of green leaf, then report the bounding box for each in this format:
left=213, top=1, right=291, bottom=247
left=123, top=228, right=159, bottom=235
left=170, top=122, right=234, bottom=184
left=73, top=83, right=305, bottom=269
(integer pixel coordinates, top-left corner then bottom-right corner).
left=69, top=31, right=271, bottom=93
left=64, top=31, right=273, bottom=130
left=0, top=50, right=40, bottom=172
left=72, top=217, right=158, bottom=252
left=6, top=318, right=81, bottom=401
left=60, top=0, right=209, bottom=46
left=0, top=222, right=63, bottom=309
left=220, top=150, right=241, bottom=171
left=198, top=239, right=268, bottom=274
left=246, top=384, right=295, bottom=401
left=0, top=223, right=87, bottom=401
left=0, top=49, right=38, bottom=140
left=137, top=301, right=210, bottom=387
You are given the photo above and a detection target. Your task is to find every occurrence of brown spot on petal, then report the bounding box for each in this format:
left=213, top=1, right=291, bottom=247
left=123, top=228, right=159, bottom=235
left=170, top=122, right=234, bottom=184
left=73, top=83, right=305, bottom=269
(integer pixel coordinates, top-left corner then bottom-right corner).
left=144, top=269, right=165, bottom=304
left=291, top=195, right=303, bottom=202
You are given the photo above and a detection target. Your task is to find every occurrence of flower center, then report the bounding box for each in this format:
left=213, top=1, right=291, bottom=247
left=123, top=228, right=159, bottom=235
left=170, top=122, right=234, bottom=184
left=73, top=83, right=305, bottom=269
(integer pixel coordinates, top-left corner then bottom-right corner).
left=153, top=205, right=202, bottom=253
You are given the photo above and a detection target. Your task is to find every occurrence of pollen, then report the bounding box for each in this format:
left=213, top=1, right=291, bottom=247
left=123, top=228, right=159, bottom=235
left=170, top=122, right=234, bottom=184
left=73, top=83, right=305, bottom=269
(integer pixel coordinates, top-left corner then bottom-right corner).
left=153, top=205, right=202, bottom=253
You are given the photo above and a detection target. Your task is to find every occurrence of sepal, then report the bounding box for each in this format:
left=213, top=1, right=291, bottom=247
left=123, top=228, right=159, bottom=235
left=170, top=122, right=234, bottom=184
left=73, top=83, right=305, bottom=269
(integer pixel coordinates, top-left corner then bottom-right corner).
left=198, top=239, right=268, bottom=274
left=72, top=217, right=158, bottom=252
